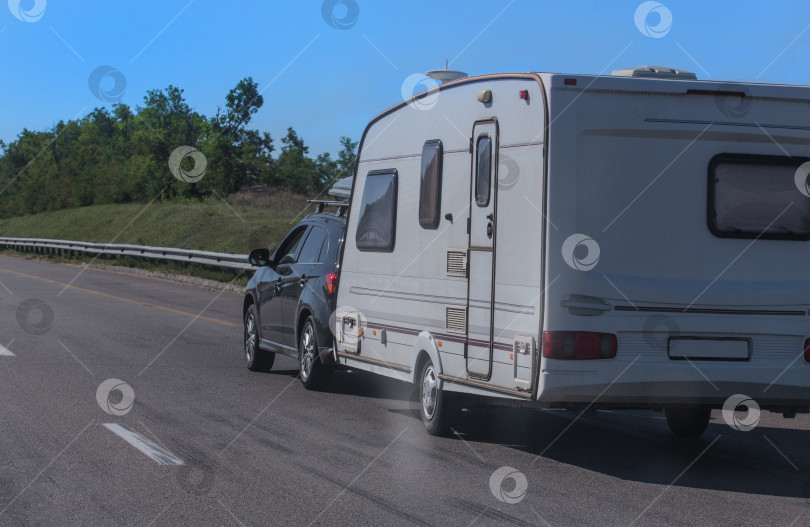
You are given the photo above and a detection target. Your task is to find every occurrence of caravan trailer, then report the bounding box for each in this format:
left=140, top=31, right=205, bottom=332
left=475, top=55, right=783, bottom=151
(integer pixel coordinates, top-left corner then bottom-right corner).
left=333, top=67, right=810, bottom=437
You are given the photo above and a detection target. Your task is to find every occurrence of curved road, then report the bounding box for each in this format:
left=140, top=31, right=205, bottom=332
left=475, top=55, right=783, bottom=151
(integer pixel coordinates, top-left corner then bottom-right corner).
left=0, top=255, right=808, bottom=526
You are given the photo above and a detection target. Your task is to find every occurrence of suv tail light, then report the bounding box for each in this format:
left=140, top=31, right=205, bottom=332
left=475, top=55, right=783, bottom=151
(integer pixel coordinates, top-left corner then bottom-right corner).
left=542, top=331, right=617, bottom=360
left=325, top=272, right=338, bottom=295
left=804, top=338, right=810, bottom=362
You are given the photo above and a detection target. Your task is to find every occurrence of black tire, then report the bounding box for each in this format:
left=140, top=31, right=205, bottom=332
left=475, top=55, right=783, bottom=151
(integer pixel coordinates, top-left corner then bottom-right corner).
left=245, top=304, right=274, bottom=372
left=665, top=406, right=711, bottom=437
left=299, top=316, right=333, bottom=390
left=418, top=358, right=459, bottom=436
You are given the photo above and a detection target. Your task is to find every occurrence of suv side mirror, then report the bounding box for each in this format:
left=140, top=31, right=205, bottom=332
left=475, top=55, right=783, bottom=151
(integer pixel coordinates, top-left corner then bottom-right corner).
left=248, top=248, right=271, bottom=267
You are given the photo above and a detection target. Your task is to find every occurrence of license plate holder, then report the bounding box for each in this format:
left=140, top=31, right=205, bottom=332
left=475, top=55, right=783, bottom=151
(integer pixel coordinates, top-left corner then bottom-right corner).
left=668, top=338, right=750, bottom=361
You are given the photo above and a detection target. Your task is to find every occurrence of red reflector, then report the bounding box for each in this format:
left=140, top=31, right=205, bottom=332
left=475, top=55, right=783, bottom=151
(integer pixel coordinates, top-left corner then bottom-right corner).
left=805, top=339, right=810, bottom=362
left=542, top=331, right=617, bottom=360
left=564, top=78, right=577, bottom=86
left=325, top=272, right=338, bottom=295
left=519, top=90, right=529, bottom=100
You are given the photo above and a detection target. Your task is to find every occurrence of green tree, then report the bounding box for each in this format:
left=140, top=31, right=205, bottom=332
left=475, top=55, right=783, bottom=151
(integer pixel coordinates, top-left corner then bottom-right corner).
left=276, top=127, right=315, bottom=193
left=0, top=77, right=356, bottom=218
left=336, top=136, right=358, bottom=178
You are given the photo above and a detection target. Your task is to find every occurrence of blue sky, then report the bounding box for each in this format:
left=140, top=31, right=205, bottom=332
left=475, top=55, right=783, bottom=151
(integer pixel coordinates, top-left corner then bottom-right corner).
left=1, top=0, right=809, bottom=156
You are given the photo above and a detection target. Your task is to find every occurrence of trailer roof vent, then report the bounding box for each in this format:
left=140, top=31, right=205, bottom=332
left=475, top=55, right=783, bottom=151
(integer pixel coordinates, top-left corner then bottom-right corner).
left=425, top=68, right=468, bottom=84
left=610, top=65, right=697, bottom=80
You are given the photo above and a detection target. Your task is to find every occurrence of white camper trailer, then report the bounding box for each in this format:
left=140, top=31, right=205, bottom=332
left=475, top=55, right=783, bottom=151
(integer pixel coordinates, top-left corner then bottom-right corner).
left=333, top=68, right=810, bottom=437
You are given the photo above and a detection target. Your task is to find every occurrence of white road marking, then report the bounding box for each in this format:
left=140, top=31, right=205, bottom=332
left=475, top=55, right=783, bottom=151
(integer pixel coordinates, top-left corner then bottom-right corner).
left=0, top=341, right=15, bottom=356
left=103, top=423, right=183, bottom=465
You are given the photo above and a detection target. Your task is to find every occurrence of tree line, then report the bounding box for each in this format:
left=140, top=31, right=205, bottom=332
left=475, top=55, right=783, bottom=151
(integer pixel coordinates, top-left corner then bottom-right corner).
left=0, top=77, right=357, bottom=217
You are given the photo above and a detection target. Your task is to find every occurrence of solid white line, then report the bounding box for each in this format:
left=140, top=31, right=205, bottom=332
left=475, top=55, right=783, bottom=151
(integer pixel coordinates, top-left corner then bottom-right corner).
left=0, top=341, right=14, bottom=356
left=103, top=423, right=183, bottom=465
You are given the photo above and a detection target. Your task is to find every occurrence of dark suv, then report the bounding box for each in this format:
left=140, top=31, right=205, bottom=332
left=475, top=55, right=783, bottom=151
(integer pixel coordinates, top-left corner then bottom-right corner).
left=243, top=203, right=346, bottom=389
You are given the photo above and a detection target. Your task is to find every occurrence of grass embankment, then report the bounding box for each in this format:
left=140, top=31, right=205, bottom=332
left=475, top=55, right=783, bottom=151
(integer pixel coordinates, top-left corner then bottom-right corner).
left=0, top=191, right=316, bottom=285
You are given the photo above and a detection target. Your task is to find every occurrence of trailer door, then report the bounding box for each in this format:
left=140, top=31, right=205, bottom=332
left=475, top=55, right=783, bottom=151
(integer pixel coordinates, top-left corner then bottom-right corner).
left=466, top=119, right=498, bottom=379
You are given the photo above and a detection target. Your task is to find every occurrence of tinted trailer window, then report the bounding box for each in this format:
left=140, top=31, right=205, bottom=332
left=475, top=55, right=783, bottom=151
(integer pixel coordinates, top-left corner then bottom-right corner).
left=709, top=154, right=810, bottom=240
left=356, top=169, right=398, bottom=251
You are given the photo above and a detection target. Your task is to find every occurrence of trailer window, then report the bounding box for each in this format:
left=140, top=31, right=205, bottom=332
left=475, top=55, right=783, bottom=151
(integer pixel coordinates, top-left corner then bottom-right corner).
left=356, top=169, right=398, bottom=252
left=419, top=140, right=443, bottom=229
left=709, top=154, right=810, bottom=240
left=475, top=136, right=491, bottom=206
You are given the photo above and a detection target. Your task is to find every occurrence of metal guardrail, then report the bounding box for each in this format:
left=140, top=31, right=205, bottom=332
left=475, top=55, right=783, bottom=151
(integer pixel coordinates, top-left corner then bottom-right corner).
left=0, top=237, right=252, bottom=270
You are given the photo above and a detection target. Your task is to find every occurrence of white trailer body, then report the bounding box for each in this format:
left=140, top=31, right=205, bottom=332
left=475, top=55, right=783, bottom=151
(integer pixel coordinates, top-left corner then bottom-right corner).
left=334, top=70, right=810, bottom=433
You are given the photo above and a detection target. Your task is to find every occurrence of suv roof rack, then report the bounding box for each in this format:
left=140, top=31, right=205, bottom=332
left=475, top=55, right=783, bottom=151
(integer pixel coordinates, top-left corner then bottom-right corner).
left=308, top=199, right=348, bottom=217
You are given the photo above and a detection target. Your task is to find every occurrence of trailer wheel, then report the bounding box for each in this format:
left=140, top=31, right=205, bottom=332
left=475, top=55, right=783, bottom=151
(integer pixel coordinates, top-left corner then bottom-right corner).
left=665, top=406, right=711, bottom=437
left=418, top=359, right=458, bottom=436
left=245, top=304, right=274, bottom=372
left=299, top=317, right=333, bottom=390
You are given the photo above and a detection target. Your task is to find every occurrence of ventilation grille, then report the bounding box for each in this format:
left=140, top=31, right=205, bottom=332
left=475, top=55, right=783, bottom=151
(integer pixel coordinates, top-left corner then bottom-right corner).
left=446, top=250, right=467, bottom=277
left=446, top=307, right=467, bottom=334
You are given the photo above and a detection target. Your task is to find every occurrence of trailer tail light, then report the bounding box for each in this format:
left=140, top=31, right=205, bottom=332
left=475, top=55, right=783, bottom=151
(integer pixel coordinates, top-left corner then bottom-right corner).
left=805, top=338, right=810, bottom=362
left=542, top=331, right=617, bottom=360
left=325, top=273, right=338, bottom=295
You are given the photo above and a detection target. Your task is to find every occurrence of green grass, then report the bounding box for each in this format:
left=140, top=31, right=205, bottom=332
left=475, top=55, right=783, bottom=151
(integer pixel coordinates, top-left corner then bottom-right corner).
left=0, top=190, right=315, bottom=254
left=0, top=191, right=319, bottom=285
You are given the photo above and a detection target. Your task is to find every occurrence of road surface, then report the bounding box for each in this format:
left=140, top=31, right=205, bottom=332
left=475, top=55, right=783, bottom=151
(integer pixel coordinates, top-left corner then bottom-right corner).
left=0, top=255, right=808, bottom=526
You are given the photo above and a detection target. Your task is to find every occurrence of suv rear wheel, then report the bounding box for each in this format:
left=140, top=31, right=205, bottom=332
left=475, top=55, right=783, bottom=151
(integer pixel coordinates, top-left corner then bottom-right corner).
left=245, top=304, right=274, bottom=372
left=299, top=316, right=333, bottom=390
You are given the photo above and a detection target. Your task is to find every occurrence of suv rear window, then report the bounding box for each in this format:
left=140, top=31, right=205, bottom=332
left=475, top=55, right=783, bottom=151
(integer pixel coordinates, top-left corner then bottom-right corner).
left=318, top=228, right=341, bottom=264
left=297, top=226, right=327, bottom=264
left=709, top=154, right=810, bottom=240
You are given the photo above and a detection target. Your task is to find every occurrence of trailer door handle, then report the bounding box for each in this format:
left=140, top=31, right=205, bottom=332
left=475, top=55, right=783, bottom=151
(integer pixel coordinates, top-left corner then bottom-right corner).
left=487, top=222, right=493, bottom=239
left=486, top=213, right=494, bottom=221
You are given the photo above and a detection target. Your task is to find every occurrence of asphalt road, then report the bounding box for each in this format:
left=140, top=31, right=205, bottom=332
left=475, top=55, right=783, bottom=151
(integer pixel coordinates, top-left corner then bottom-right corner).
left=0, top=254, right=808, bottom=526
